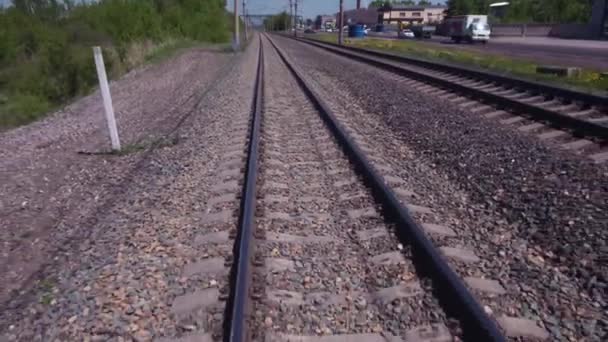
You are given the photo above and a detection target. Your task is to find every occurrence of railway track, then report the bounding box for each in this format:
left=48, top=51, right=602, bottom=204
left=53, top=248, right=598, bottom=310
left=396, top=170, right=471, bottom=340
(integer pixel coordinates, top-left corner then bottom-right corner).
left=166, top=33, right=567, bottom=341
left=210, top=33, right=510, bottom=341
left=2, top=31, right=601, bottom=342
left=290, top=36, right=608, bottom=163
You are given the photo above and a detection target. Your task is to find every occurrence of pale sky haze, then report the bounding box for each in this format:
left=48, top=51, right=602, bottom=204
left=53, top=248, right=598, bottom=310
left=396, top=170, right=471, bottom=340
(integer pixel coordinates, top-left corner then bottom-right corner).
left=235, top=0, right=447, bottom=20
left=0, top=0, right=447, bottom=21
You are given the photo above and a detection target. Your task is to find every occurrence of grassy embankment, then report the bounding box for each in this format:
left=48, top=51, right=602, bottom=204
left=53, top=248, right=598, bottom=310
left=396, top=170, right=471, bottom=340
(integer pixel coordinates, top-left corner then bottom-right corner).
left=310, top=34, right=608, bottom=93
left=0, top=0, right=235, bottom=129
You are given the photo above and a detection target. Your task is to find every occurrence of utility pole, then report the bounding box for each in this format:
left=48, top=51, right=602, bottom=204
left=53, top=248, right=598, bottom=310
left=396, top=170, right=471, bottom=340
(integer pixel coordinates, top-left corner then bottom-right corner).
left=233, top=0, right=240, bottom=50
left=294, top=0, right=298, bottom=37
left=243, top=0, right=248, bottom=42
left=338, top=0, right=344, bottom=45
left=289, top=0, right=293, bottom=33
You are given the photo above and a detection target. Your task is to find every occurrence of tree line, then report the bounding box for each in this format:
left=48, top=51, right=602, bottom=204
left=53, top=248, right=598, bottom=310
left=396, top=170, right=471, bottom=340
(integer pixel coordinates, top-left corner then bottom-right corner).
left=0, top=0, right=232, bottom=127
left=447, top=0, right=592, bottom=23
left=264, top=11, right=292, bottom=31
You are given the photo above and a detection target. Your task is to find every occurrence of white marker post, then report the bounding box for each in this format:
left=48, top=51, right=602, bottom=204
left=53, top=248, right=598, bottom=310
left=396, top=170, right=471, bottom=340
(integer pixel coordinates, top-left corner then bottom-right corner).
left=93, top=46, right=121, bottom=151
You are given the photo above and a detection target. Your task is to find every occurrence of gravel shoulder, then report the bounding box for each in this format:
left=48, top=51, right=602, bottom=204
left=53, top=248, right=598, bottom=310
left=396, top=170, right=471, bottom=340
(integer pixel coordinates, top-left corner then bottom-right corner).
left=0, top=42, right=257, bottom=341
left=273, top=35, right=607, bottom=341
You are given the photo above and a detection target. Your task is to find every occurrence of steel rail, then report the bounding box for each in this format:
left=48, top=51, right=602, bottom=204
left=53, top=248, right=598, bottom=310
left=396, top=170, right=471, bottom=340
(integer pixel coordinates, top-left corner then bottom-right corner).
left=291, top=36, right=608, bottom=141
left=264, top=33, right=507, bottom=342
left=224, top=35, right=264, bottom=342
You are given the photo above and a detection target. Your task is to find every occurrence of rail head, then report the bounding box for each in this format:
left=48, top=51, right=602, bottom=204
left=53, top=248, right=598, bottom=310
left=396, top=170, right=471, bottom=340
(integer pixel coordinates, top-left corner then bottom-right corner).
left=265, top=33, right=507, bottom=342
left=225, top=34, right=264, bottom=342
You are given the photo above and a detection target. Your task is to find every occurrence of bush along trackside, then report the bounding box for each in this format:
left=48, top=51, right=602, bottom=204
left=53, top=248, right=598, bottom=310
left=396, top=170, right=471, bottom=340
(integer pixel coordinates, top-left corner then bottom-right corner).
left=0, top=0, right=232, bottom=128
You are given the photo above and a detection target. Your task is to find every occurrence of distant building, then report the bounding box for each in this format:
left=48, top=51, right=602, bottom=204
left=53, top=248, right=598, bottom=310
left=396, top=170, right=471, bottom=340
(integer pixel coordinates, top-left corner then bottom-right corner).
left=378, top=5, right=447, bottom=25
left=315, top=15, right=336, bottom=30
left=343, top=8, right=379, bottom=27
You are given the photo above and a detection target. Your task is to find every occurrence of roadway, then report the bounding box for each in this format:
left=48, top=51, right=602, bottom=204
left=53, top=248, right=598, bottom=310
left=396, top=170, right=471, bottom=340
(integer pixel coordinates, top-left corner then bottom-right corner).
left=367, top=32, right=608, bottom=70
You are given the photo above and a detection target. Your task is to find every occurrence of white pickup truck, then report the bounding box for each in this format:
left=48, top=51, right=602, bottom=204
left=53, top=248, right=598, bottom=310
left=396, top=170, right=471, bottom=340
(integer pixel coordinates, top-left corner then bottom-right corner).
left=445, top=15, right=491, bottom=44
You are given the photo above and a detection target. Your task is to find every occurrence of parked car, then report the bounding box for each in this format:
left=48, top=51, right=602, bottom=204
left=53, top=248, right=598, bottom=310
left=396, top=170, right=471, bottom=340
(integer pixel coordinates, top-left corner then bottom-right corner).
left=398, top=29, right=415, bottom=39
left=304, top=29, right=315, bottom=34
left=409, top=25, right=435, bottom=39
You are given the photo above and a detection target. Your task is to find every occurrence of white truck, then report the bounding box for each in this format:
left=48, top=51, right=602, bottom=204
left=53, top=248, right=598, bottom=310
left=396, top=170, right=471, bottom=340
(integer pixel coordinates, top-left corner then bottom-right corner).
left=445, top=15, right=491, bottom=44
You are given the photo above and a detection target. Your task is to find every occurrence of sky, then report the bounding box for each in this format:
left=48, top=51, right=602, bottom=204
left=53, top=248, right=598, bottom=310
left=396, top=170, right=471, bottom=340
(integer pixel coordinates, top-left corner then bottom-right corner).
left=235, top=0, right=447, bottom=20
left=0, top=0, right=447, bottom=21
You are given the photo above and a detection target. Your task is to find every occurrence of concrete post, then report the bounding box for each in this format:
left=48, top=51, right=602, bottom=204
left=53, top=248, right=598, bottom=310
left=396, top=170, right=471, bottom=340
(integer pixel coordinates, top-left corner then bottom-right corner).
left=289, top=0, right=293, bottom=33
left=233, top=0, right=240, bottom=50
left=243, top=0, right=248, bottom=42
left=93, top=47, right=121, bottom=151
left=339, top=0, right=344, bottom=45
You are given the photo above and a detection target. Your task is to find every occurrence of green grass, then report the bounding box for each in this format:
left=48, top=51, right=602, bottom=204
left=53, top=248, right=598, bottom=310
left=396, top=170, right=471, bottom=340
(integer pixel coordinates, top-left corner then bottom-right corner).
left=310, top=34, right=608, bottom=93
left=0, top=0, right=232, bottom=130
left=0, top=39, right=219, bottom=130
left=38, top=278, right=55, bottom=305
left=145, top=39, right=201, bottom=64
left=0, top=93, right=52, bottom=128
left=111, top=134, right=180, bottom=156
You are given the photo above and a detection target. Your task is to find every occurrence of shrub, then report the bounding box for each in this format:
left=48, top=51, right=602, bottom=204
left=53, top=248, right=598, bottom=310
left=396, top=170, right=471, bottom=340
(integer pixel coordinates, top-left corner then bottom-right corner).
left=0, top=0, right=231, bottom=128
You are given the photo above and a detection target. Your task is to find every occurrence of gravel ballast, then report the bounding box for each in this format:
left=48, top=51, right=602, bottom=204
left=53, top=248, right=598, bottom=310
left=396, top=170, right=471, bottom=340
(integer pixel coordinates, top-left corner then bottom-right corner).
left=272, top=35, right=607, bottom=341
left=0, top=39, right=259, bottom=341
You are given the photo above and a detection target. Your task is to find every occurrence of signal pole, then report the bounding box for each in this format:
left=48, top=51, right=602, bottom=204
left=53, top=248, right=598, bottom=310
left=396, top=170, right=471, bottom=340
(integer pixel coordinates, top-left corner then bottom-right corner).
left=294, top=0, right=298, bottom=37
left=338, top=0, right=344, bottom=45
left=233, top=0, right=240, bottom=50
left=243, top=0, right=248, bottom=42
left=289, top=0, right=293, bottom=33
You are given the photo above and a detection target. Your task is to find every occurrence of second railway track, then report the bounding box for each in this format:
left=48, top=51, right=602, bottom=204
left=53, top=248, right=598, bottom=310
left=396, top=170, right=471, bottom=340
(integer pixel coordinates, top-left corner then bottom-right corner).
left=290, top=36, right=608, bottom=163
left=221, top=33, right=512, bottom=341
